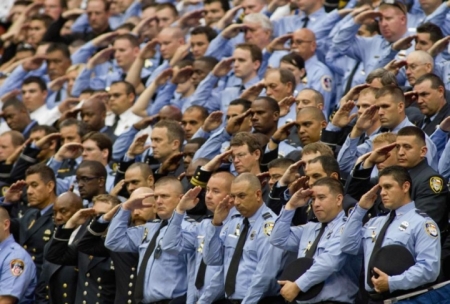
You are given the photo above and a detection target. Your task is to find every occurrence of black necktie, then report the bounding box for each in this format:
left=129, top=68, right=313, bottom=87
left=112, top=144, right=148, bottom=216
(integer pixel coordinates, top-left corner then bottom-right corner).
left=423, top=117, right=431, bottom=128
left=367, top=210, right=396, bottom=288
left=302, top=16, right=309, bottom=28
left=343, top=61, right=361, bottom=95
left=195, top=258, right=207, bottom=290
left=111, top=115, right=120, bottom=133
left=225, top=218, right=249, bottom=297
left=134, top=220, right=168, bottom=303
left=55, top=89, right=62, bottom=104
left=305, top=223, right=327, bottom=258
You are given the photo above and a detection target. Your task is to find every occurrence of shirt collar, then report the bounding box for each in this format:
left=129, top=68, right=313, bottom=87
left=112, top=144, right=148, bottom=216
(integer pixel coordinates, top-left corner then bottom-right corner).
left=22, top=120, right=37, bottom=135
left=0, top=235, right=14, bottom=251
left=392, top=117, right=411, bottom=133
left=315, top=210, right=345, bottom=231
left=247, top=203, right=265, bottom=225
left=394, top=201, right=415, bottom=217
left=242, top=75, right=260, bottom=88
left=40, top=203, right=54, bottom=216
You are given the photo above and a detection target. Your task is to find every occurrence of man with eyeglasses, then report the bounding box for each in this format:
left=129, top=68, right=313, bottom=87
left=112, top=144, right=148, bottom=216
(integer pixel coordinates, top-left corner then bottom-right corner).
left=105, top=177, right=190, bottom=304
left=291, top=28, right=335, bottom=118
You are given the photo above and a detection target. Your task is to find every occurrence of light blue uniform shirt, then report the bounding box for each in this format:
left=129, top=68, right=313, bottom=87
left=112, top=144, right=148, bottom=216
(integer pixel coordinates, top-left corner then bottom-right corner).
left=203, top=204, right=285, bottom=303
left=0, top=235, right=36, bottom=304
left=341, top=202, right=441, bottom=292
left=270, top=209, right=361, bottom=303
left=105, top=207, right=190, bottom=302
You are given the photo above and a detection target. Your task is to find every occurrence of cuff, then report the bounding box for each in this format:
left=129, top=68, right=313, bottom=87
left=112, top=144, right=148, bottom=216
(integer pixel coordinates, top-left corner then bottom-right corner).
left=170, top=210, right=185, bottom=225
left=54, top=225, right=75, bottom=240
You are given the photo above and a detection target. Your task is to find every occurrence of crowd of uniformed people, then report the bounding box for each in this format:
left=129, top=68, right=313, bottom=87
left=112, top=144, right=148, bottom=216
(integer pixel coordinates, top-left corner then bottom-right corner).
left=1, top=0, right=450, bottom=303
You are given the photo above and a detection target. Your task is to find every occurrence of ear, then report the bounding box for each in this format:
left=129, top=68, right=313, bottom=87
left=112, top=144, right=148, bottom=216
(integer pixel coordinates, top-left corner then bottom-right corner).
left=128, top=93, right=135, bottom=104
left=299, top=68, right=306, bottom=78
left=172, top=139, right=181, bottom=150
left=43, top=90, right=48, bottom=100
left=330, top=172, right=339, bottom=180
left=398, top=101, right=405, bottom=112
left=336, top=194, right=343, bottom=207
left=425, top=63, right=433, bottom=73
left=253, top=148, right=261, bottom=161
left=47, top=180, right=55, bottom=194
left=320, top=119, right=327, bottom=129
left=420, top=145, right=427, bottom=158
left=253, top=60, right=261, bottom=72
left=317, top=103, right=324, bottom=111
left=147, top=174, right=155, bottom=188
left=255, top=188, right=262, bottom=199
left=99, top=177, right=106, bottom=187
left=402, top=181, right=411, bottom=193
left=101, top=148, right=109, bottom=162
left=273, top=110, right=280, bottom=121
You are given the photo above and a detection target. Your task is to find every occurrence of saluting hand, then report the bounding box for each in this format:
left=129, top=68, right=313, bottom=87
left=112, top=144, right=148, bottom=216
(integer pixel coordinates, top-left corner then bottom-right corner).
left=358, top=184, right=380, bottom=210
left=65, top=208, right=96, bottom=229
left=286, top=185, right=312, bottom=210
left=176, top=186, right=202, bottom=213
left=212, top=195, right=233, bottom=226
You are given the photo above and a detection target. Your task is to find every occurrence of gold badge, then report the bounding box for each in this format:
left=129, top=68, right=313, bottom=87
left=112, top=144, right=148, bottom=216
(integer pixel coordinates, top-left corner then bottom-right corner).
left=235, top=223, right=241, bottom=236
left=425, top=222, right=438, bottom=238
left=263, top=222, right=274, bottom=237
left=197, top=239, right=204, bottom=253
left=2, top=186, right=9, bottom=196
left=43, top=236, right=50, bottom=241
left=371, top=230, right=376, bottom=243
left=44, top=229, right=51, bottom=235
left=10, top=259, right=25, bottom=276
left=430, top=177, right=443, bottom=193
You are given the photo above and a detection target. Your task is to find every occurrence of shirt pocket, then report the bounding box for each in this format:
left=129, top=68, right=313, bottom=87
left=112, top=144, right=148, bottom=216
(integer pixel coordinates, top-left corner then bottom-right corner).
left=385, top=230, right=411, bottom=247
left=224, top=235, right=238, bottom=259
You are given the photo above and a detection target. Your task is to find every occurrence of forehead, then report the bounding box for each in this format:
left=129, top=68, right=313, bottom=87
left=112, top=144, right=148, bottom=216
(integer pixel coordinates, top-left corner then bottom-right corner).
left=231, top=180, right=250, bottom=193
left=268, top=166, right=285, bottom=174
left=306, top=161, right=325, bottom=174
left=125, top=167, right=144, bottom=179
left=396, top=135, right=418, bottom=145
left=302, top=151, right=321, bottom=162
left=265, top=70, right=281, bottom=82
left=87, top=0, right=106, bottom=10
left=251, top=99, right=269, bottom=110
left=373, top=141, right=391, bottom=150
left=30, top=130, right=46, bottom=138
left=47, top=50, right=66, bottom=59
left=231, top=144, right=249, bottom=153
left=297, top=90, right=314, bottom=100
left=358, top=92, right=376, bottom=104
left=182, top=110, right=202, bottom=120
left=30, top=20, right=46, bottom=27
left=414, top=80, right=433, bottom=90
left=76, top=167, right=93, bottom=176
left=193, top=60, right=210, bottom=71
left=191, top=33, right=208, bottom=42
left=297, top=112, right=316, bottom=122
left=205, top=1, right=222, bottom=9
left=379, top=174, right=397, bottom=185
left=114, top=39, right=133, bottom=48
left=156, top=7, right=175, bottom=16
left=152, top=127, right=167, bottom=137
left=376, top=95, right=395, bottom=105
left=293, top=30, right=308, bottom=40
left=311, top=185, right=330, bottom=195
left=54, top=197, right=74, bottom=208
left=207, top=175, right=227, bottom=188
left=60, top=125, right=78, bottom=134
left=3, top=106, right=19, bottom=114
left=22, top=82, right=41, bottom=90
left=82, top=139, right=100, bottom=148
left=233, top=48, right=251, bottom=59
left=0, top=134, right=12, bottom=143
left=109, top=83, right=126, bottom=93
left=155, top=182, right=179, bottom=194
left=26, top=173, right=43, bottom=182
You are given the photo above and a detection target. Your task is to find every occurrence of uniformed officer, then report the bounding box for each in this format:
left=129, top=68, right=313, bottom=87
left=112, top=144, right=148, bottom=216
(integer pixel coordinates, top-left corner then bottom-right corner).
left=5, top=164, right=56, bottom=278
left=203, top=173, right=286, bottom=304
left=45, top=194, right=119, bottom=304
left=0, top=206, right=36, bottom=304
left=341, top=166, right=441, bottom=303
left=162, top=171, right=235, bottom=303
left=77, top=187, right=157, bottom=304
left=271, top=177, right=361, bottom=303
left=37, top=192, right=83, bottom=304
left=105, top=176, right=189, bottom=303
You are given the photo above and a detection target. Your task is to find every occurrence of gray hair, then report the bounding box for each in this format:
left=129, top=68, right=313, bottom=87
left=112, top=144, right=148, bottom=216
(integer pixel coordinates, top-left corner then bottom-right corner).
left=243, top=13, right=273, bottom=33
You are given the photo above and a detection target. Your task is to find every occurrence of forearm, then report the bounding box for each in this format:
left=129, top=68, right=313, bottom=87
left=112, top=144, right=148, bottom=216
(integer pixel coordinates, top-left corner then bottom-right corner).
left=131, top=82, right=157, bottom=117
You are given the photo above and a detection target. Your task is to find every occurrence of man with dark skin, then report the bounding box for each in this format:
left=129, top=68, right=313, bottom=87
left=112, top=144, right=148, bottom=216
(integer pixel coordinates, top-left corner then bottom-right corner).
left=37, top=192, right=83, bottom=304
left=1, top=99, right=36, bottom=139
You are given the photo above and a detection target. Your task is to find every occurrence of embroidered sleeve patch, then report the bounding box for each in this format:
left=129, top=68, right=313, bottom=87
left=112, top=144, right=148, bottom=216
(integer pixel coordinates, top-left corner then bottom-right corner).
left=321, top=76, right=332, bottom=92
left=425, top=222, right=438, bottom=238
left=264, top=222, right=274, bottom=237
left=429, top=176, right=443, bottom=193
left=10, top=259, right=25, bottom=276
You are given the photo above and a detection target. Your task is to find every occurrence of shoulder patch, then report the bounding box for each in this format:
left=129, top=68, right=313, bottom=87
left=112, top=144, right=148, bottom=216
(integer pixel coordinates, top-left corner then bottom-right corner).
left=424, top=221, right=438, bottom=238
left=321, top=76, right=332, bottom=92
left=262, top=212, right=272, bottom=220
left=429, top=176, right=443, bottom=193
left=264, top=222, right=274, bottom=237
left=10, top=259, right=25, bottom=276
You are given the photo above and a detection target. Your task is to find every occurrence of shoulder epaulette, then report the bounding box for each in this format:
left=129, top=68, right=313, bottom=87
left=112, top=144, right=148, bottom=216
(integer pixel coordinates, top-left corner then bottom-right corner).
left=415, top=209, right=429, bottom=218
left=231, top=214, right=241, bottom=219
left=262, top=212, right=272, bottom=220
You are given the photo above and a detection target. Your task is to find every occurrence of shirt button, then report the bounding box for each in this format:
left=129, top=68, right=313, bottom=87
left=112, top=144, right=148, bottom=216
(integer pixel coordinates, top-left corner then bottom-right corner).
left=32, top=248, right=36, bottom=252
left=83, top=300, right=87, bottom=304
left=128, top=300, right=132, bottom=304
left=32, top=256, right=35, bottom=261
left=99, top=286, right=102, bottom=290
left=23, top=245, right=27, bottom=249
left=97, top=278, right=101, bottom=283
left=130, top=274, right=134, bottom=279
left=128, top=291, right=132, bottom=295
left=63, top=293, right=67, bottom=298
left=97, top=293, right=101, bottom=297
left=63, top=283, right=67, bottom=288
left=131, top=267, right=136, bottom=271
left=86, top=273, right=90, bottom=277
left=83, top=291, right=87, bottom=296
left=85, top=282, right=88, bottom=286
left=45, top=296, right=49, bottom=300
left=129, top=283, right=133, bottom=287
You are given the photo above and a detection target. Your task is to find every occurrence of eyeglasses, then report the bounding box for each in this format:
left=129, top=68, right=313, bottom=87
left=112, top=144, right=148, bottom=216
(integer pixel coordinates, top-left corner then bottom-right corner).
left=74, top=176, right=100, bottom=185
left=229, top=152, right=248, bottom=162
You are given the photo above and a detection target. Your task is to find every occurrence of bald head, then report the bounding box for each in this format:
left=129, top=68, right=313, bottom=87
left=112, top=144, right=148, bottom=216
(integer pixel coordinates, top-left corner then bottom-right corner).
left=233, top=172, right=262, bottom=191
left=0, top=207, right=10, bottom=221
left=159, top=27, right=184, bottom=40
left=82, top=97, right=107, bottom=113
left=54, top=191, right=83, bottom=226
left=211, top=171, right=234, bottom=189
left=57, top=191, right=83, bottom=209
left=297, top=106, right=326, bottom=121
left=292, top=28, right=316, bottom=60
left=406, top=50, right=434, bottom=86
left=159, top=105, right=182, bottom=121
left=154, top=176, right=184, bottom=195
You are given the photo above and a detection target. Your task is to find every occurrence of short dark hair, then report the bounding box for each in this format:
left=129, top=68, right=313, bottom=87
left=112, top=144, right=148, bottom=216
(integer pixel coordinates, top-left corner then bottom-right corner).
left=116, top=22, right=135, bottom=32
left=46, top=42, right=71, bottom=59
left=204, top=0, right=230, bottom=11
left=235, top=43, right=263, bottom=65
left=59, top=118, right=89, bottom=137
left=268, top=158, right=294, bottom=170
left=375, top=85, right=405, bottom=104
left=185, top=105, right=209, bottom=120
left=26, top=164, right=56, bottom=193
left=302, top=142, right=333, bottom=157
left=2, top=98, right=27, bottom=112
left=195, top=56, right=219, bottom=71
left=415, top=73, right=445, bottom=92
left=366, top=68, right=398, bottom=86
left=153, top=120, right=185, bottom=147
left=187, top=137, right=206, bottom=148
left=417, top=22, right=444, bottom=44
left=93, top=194, right=121, bottom=206
left=110, top=80, right=136, bottom=96
left=82, top=132, right=113, bottom=162
left=254, top=96, right=280, bottom=113
left=312, top=176, right=344, bottom=196
left=281, top=52, right=305, bottom=70
left=30, top=125, right=57, bottom=136
left=1, top=131, right=25, bottom=147
left=279, top=68, right=296, bottom=93
left=156, top=3, right=178, bottom=16
left=397, top=126, right=426, bottom=146
left=30, top=14, right=53, bottom=28
left=230, top=132, right=262, bottom=155
left=87, top=0, right=110, bottom=11
left=309, top=155, right=341, bottom=179
left=113, top=33, right=140, bottom=48
left=191, top=26, right=218, bottom=42
left=128, top=162, right=153, bottom=178
left=78, top=160, right=107, bottom=178
left=378, top=165, right=412, bottom=193
left=22, top=76, right=47, bottom=91
left=230, top=98, right=252, bottom=111
left=299, top=89, right=324, bottom=106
